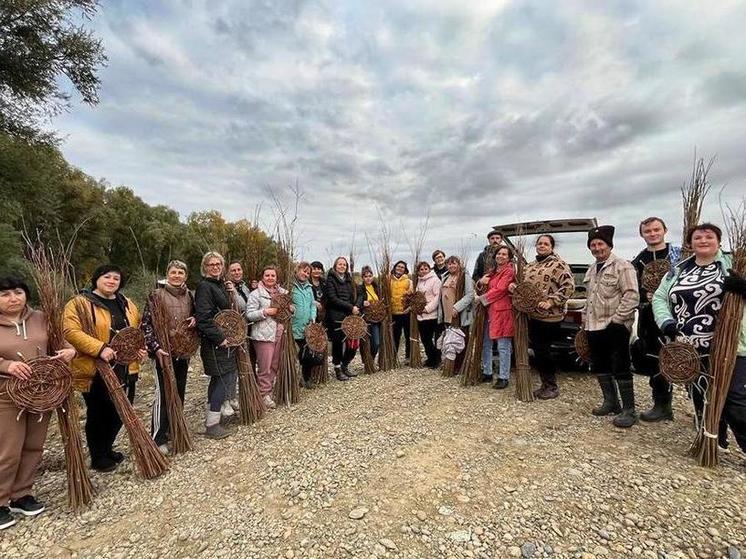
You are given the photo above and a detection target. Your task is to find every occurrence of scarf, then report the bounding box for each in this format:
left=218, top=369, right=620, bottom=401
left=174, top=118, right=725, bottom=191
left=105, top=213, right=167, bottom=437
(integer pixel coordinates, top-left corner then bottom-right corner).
left=260, top=281, right=279, bottom=296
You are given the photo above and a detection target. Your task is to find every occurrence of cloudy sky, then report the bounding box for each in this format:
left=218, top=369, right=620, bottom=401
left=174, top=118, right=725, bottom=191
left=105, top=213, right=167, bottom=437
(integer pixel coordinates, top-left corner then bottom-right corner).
left=56, top=0, right=746, bottom=267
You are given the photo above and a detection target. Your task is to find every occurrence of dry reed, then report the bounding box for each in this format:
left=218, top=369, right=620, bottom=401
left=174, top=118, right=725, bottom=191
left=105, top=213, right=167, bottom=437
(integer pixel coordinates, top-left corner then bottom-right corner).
left=680, top=154, right=714, bottom=259
left=511, top=233, right=534, bottom=402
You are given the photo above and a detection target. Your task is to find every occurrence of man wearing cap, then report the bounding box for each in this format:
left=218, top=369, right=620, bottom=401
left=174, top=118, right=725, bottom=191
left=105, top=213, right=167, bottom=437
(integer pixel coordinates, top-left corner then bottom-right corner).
left=472, top=230, right=504, bottom=282
left=582, top=225, right=640, bottom=428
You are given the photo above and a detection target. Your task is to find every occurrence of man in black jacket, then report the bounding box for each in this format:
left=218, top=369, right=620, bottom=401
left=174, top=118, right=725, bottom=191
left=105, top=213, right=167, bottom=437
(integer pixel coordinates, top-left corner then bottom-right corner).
left=472, top=230, right=504, bottom=281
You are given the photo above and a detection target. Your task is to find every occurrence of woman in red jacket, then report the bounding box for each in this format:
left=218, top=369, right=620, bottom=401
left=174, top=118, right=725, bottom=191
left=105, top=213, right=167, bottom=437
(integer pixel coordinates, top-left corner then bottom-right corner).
left=477, top=246, right=515, bottom=389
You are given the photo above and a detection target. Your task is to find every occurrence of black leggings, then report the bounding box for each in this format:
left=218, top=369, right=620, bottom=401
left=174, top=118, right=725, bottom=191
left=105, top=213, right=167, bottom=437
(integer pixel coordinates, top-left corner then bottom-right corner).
left=328, top=326, right=356, bottom=366
left=82, top=370, right=136, bottom=462
left=392, top=313, right=410, bottom=359
left=528, top=319, right=561, bottom=388
left=295, top=338, right=314, bottom=381
left=418, top=318, right=440, bottom=366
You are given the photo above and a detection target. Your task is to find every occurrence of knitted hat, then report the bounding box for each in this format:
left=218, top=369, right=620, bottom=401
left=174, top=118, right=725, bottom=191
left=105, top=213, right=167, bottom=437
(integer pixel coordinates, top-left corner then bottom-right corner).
left=587, top=225, right=615, bottom=248
left=90, top=264, right=126, bottom=291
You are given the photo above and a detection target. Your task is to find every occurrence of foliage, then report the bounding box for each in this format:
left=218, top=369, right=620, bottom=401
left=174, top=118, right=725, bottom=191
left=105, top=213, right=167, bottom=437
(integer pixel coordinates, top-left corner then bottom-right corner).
left=0, top=132, right=278, bottom=291
left=0, top=0, right=107, bottom=141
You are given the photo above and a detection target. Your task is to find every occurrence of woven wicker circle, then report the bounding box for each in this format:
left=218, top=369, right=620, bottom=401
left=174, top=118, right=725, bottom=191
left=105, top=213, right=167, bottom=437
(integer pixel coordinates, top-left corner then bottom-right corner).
left=364, top=300, right=387, bottom=323
left=642, top=259, right=671, bottom=293
left=214, top=309, right=247, bottom=347
left=341, top=315, right=368, bottom=340
left=403, top=291, right=427, bottom=314
left=7, top=357, right=72, bottom=413
left=170, top=319, right=200, bottom=358
left=574, top=330, right=591, bottom=363
left=659, top=341, right=700, bottom=384
left=304, top=322, right=328, bottom=353
left=512, top=281, right=544, bottom=314
left=110, top=327, right=147, bottom=364
left=271, top=293, right=293, bottom=323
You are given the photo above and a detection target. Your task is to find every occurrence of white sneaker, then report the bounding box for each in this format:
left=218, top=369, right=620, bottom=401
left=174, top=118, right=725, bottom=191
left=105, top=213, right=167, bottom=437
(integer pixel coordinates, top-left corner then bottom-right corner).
left=221, top=401, right=235, bottom=417
left=262, top=395, right=276, bottom=409
left=230, top=398, right=240, bottom=412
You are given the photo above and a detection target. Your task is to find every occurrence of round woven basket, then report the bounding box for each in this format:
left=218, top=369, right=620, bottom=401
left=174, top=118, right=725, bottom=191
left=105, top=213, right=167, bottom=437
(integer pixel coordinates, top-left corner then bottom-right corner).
left=170, top=319, right=200, bottom=358
left=403, top=291, right=427, bottom=315
left=364, top=300, right=387, bottom=323
left=304, top=322, right=328, bottom=353
left=214, top=309, right=247, bottom=347
left=659, top=341, right=700, bottom=384
left=512, top=281, right=543, bottom=314
left=641, top=259, right=671, bottom=293
left=574, top=330, right=591, bottom=363
left=110, top=327, right=147, bottom=364
left=7, top=357, right=72, bottom=414
left=341, top=315, right=368, bottom=340
left=271, top=293, right=293, bottom=323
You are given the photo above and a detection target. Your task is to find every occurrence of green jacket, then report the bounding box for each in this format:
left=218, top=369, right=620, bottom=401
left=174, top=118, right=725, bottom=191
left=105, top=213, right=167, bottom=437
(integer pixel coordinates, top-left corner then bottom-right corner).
left=291, top=280, right=317, bottom=340
left=652, top=251, right=746, bottom=356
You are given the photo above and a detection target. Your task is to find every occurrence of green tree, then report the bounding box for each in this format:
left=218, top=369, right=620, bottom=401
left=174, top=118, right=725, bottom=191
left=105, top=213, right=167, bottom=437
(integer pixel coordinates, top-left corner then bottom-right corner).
left=0, top=0, right=106, bottom=141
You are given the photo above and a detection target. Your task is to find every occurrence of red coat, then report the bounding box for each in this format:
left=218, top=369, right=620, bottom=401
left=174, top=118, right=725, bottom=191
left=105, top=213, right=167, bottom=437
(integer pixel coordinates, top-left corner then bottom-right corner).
left=483, top=265, right=515, bottom=339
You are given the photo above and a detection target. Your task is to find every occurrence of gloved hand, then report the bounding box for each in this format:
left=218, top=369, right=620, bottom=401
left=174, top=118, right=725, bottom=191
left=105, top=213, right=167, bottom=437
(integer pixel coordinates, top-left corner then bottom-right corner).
left=661, top=322, right=679, bottom=340
left=723, top=269, right=746, bottom=298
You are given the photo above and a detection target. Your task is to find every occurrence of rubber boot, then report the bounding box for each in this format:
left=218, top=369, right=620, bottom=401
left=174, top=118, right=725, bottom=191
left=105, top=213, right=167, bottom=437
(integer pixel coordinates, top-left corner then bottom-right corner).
left=613, top=378, right=638, bottom=428
left=592, top=374, right=621, bottom=416
left=205, top=411, right=229, bottom=439
left=640, top=377, right=673, bottom=422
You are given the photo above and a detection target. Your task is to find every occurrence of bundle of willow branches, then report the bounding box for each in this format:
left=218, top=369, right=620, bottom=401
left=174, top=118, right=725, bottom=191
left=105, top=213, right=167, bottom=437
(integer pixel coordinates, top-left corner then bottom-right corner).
left=273, top=330, right=300, bottom=406
left=460, top=287, right=486, bottom=387
left=681, top=154, right=714, bottom=259
left=149, top=293, right=193, bottom=453
left=360, top=336, right=376, bottom=374
left=376, top=242, right=398, bottom=371
left=23, top=237, right=93, bottom=510
left=691, top=202, right=745, bottom=467
left=511, top=233, right=534, bottom=403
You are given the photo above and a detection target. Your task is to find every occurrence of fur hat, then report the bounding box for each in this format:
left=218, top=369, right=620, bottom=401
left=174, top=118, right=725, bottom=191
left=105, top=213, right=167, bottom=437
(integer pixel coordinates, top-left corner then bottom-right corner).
left=587, top=225, right=615, bottom=248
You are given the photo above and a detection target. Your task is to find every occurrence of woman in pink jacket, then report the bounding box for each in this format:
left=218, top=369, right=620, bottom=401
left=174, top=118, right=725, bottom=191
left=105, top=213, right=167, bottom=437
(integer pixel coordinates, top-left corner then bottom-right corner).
left=415, top=262, right=442, bottom=368
left=477, top=246, right=515, bottom=389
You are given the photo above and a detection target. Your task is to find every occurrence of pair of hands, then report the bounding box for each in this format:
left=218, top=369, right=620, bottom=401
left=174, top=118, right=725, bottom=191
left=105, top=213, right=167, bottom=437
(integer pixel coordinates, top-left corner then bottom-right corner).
left=100, top=346, right=149, bottom=364
left=5, top=348, right=77, bottom=380
left=264, top=304, right=296, bottom=318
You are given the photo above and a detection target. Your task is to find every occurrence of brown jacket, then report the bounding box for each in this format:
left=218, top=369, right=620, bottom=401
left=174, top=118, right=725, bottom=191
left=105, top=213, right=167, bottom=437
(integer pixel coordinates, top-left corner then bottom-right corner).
left=582, top=252, right=639, bottom=331
left=523, top=254, right=575, bottom=322
left=0, top=307, right=51, bottom=374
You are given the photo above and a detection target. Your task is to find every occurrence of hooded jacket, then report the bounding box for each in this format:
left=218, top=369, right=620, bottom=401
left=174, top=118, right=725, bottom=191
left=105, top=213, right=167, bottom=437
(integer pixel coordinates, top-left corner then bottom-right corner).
left=291, top=279, right=317, bottom=339
left=415, top=270, right=442, bottom=321
left=246, top=282, right=289, bottom=342
left=0, top=307, right=56, bottom=375
left=63, top=291, right=141, bottom=391
left=323, top=270, right=357, bottom=325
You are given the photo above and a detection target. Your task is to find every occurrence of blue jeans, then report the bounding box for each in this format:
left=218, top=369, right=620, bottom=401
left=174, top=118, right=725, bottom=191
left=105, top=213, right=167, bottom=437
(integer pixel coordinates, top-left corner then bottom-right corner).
left=368, top=323, right=381, bottom=358
left=482, top=317, right=511, bottom=380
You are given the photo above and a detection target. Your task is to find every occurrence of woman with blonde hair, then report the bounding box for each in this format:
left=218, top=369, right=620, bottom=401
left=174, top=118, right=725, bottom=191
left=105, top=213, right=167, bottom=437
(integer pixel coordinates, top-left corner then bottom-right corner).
left=194, top=251, right=235, bottom=439
left=324, top=257, right=360, bottom=380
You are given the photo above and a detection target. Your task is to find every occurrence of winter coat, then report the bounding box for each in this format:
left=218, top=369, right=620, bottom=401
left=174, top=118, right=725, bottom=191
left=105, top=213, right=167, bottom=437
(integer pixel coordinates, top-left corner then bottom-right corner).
left=324, top=271, right=357, bottom=326
left=291, top=280, right=317, bottom=340
left=522, top=253, right=575, bottom=323
left=653, top=251, right=746, bottom=356
left=246, top=283, right=289, bottom=342
left=479, top=265, right=515, bottom=339
left=194, top=277, right=238, bottom=377
left=415, top=270, right=442, bottom=321
left=390, top=274, right=412, bottom=315
left=437, top=271, right=475, bottom=326
left=63, top=291, right=141, bottom=391
left=582, top=252, right=639, bottom=332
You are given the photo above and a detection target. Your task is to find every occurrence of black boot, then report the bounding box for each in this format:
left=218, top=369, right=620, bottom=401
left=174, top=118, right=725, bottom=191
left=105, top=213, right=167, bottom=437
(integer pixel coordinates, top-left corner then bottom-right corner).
left=592, top=374, right=621, bottom=416
left=640, top=377, right=673, bottom=422
left=613, top=378, right=638, bottom=428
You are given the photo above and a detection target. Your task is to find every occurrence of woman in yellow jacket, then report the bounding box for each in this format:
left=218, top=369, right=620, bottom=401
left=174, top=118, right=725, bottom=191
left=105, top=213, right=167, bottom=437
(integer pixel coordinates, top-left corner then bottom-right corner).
left=63, top=265, right=146, bottom=472
left=389, top=261, right=413, bottom=362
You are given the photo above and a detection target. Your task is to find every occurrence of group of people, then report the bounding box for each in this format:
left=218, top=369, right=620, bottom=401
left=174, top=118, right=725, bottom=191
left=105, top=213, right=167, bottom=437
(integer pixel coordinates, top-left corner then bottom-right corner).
left=1, top=216, right=746, bottom=530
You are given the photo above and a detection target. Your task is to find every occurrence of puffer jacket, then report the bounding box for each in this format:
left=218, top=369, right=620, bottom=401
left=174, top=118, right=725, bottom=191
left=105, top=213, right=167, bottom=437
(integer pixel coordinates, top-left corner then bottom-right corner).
left=63, top=291, right=141, bottom=391
left=390, top=274, right=412, bottom=315
left=291, top=280, right=317, bottom=339
left=324, top=270, right=357, bottom=326
left=194, top=276, right=237, bottom=378
left=246, top=283, right=289, bottom=342
left=416, top=270, right=442, bottom=321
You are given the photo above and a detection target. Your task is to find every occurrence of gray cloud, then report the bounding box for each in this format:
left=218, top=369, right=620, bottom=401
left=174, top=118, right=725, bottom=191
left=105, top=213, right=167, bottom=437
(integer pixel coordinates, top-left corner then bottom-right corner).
left=54, top=0, right=746, bottom=266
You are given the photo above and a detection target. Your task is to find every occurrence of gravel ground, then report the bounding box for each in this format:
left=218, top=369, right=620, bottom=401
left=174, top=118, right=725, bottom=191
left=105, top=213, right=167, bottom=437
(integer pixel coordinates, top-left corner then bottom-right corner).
left=1, top=357, right=745, bottom=559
